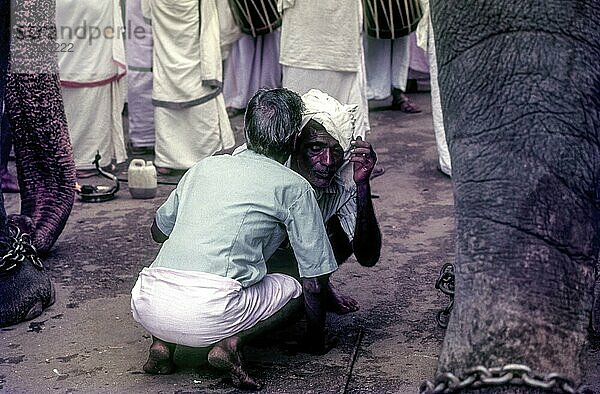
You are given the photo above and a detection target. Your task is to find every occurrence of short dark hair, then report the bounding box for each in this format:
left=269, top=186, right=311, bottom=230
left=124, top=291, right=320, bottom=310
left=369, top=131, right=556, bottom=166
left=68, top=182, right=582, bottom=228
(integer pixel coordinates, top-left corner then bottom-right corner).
left=244, top=88, right=304, bottom=160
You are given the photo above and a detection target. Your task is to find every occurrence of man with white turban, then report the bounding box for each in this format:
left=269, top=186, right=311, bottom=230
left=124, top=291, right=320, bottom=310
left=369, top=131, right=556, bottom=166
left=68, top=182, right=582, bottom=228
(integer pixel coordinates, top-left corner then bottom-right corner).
left=270, top=89, right=382, bottom=314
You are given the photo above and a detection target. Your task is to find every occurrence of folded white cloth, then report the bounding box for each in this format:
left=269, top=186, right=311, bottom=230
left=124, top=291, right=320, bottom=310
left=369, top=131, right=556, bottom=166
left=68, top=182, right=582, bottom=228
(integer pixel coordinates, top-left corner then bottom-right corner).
left=131, top=267, right=302, bottom=347
left=301, top=89, right=357, bottom=152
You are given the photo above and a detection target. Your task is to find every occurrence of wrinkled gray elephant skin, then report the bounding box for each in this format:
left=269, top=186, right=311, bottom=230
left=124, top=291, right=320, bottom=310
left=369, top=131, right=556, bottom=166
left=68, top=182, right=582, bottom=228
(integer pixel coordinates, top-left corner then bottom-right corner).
left=0, top=0, right=76, bottom=327
left=431, top=0, right=600, bottom=389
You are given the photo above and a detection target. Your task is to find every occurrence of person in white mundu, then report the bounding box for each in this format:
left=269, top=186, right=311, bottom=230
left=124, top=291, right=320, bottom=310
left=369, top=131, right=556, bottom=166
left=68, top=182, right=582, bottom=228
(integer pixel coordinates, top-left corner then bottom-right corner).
left=131, top=88, right=338, bottom=390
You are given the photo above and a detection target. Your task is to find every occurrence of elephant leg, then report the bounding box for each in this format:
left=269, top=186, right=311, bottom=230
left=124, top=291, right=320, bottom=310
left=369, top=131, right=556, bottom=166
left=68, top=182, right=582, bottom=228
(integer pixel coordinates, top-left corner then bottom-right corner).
left=0, top=0, right=73, bottom=327
left=5, top=73, right=76, bottom=255
left=0, top=72, right=70, bottom=327
left=594, top=270, right=600, bottom=336
left=430, top=0, right=600, bottom=388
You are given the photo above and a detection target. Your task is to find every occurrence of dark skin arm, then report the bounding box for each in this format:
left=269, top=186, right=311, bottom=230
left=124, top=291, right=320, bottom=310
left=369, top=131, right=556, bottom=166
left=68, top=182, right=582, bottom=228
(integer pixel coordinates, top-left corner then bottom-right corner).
left=347, top=137, right=382, bottom=267
left=302, top=274, right=337, bottom=354
left=151, top=218, right=169, bottom=243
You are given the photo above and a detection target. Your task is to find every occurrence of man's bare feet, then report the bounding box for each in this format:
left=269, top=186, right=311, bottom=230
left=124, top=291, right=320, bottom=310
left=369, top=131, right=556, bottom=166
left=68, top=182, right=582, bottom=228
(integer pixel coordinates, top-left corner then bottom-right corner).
left=143, top=338, right=175, bottom=375
left=326, top=282, right=359, bottom=315
left=207, top=336, right=262, bottom=390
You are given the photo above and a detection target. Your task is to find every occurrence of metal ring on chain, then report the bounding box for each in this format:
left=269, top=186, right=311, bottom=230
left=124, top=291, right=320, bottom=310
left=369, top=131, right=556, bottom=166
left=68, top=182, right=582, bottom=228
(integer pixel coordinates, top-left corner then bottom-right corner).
left=0, top=223, right=43, bottom=275
left=435, top=262, right=455, bottom=328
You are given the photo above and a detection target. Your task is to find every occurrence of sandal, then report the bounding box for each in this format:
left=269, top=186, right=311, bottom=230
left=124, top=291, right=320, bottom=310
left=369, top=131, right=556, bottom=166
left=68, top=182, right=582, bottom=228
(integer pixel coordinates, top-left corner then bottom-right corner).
left=391, top=92, right=422, bottom=113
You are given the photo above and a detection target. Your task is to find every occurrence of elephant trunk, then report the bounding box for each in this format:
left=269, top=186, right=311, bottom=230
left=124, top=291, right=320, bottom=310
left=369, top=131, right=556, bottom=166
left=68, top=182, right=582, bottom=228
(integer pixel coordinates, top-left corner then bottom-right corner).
left=5, top=73, right=76, bottom=255
left=432, top=0, right=600, bottom=387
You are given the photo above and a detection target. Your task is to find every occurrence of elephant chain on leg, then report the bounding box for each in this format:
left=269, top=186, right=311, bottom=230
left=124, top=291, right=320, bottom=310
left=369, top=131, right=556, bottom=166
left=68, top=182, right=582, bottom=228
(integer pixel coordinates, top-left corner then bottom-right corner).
left=434, top=262, right=455, bottom=328
left=0, top=222, right=43, bottom=273
left=419, top=363, right=592, bottom=394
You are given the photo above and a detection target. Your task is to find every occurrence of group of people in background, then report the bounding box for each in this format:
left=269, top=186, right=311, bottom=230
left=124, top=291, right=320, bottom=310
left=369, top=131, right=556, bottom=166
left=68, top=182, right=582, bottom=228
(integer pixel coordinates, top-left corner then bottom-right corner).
left=45, top=0, right=451, bottom=183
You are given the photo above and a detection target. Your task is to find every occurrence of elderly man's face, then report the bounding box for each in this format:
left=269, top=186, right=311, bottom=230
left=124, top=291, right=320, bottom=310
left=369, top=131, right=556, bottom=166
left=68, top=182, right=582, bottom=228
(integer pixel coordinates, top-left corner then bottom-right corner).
left=293, top=124, right=345, bottom=188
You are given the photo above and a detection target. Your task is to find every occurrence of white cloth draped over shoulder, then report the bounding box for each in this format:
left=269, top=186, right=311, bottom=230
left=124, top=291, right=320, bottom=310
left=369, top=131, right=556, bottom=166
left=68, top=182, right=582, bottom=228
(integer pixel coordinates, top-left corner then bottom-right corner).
left=56, top=0, right=127, bottom=169
left=142, top=0, right=224, bottom=108
left=216, top=0, right=242, bottom=60
left=141, top=0, right=234, bottom=169
left=278, top=0, right=360, bottom=72
left=278, top=0, right=369, bottom=138
left=57, top=0, right=126, bottom=86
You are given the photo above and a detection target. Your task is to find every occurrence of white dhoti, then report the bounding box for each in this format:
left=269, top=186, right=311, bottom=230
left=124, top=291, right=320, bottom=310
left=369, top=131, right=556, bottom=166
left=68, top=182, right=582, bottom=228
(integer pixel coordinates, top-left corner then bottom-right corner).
left=154, top=95, right=233, bottom=169
left=223, top=31, right=282, bottom=110
left=126, top=0, right=155, bottom=149
left=408, top=32, right=430, bottom=82
left=428, top=28, right=451, bottom=176
left=363, top=34, right=411, bottom=100
left=420, top=13, right=451, bottom=176
left=127, top=70, right=155, bottom=148
left=143, top=0, right=235, bottom=170
left=56, top=0, right=128, bottom=170
left=61, top=78, right=127, bottom=169
left=131, top=267, right=302, bottom=347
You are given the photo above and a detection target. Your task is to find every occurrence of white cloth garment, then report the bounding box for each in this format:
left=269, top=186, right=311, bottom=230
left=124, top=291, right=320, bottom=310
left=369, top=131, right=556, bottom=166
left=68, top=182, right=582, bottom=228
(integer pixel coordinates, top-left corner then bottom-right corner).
left=223, top=31, right=282, bottom=110
left=416, top=1, right=451, bottom=176
left=363, top=34, right=411, bottom=100
left=56, top=0, right=127, bottom=169
left=56, top=0, right=126, bottom=84
left=278, top=0, right=361, bottom=72
left=126, top=0, right=155, bottom=148
left=408, top=32, right=429, bottom=75
left=278, top=0, right=369, bottom=138
left=126, top=71, right=155, bottom=148
left=61, top=78, right=127, bottom=169
left=131, top=267, right=302, bottom=347
left=142, top=0, right=235, bottom=169
left=216, top=0, right=242, bottom=60
left=153, top=95, right=233, bottom=169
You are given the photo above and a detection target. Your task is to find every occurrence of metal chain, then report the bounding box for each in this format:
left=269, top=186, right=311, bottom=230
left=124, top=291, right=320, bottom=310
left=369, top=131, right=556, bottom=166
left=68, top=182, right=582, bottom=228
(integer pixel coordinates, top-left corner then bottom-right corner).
left=419, top=363, right=591, bottom=394
left=435, top=262, right=455, bottom=328
left=0, top=223, right=43, bottom=274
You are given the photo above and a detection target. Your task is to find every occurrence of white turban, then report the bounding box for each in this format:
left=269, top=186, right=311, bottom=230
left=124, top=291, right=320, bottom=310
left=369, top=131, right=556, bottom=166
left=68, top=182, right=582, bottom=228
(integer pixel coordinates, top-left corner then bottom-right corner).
left=300, top=89, right=357, bottom=152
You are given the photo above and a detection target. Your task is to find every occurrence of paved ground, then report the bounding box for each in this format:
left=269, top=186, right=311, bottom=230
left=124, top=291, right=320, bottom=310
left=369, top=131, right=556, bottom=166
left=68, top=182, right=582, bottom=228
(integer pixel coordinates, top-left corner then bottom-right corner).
left=1, top=93, right=598, bottom=393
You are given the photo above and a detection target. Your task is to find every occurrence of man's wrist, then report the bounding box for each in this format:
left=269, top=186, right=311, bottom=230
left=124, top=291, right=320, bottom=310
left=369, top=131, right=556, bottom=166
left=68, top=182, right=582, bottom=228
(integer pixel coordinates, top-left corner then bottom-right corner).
left=355, top=181, right=371, bottom=197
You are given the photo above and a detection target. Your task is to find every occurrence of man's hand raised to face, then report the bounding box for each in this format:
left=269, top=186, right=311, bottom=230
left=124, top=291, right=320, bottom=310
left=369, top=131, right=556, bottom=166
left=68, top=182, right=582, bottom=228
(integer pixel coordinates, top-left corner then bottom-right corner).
left=349, top=136, right=377, bottom=185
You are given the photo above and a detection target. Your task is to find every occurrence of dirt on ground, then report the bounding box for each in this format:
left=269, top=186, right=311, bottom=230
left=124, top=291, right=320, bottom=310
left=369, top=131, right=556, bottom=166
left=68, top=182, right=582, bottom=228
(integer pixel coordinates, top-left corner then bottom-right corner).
left=1, top=93, right=598, bottom=393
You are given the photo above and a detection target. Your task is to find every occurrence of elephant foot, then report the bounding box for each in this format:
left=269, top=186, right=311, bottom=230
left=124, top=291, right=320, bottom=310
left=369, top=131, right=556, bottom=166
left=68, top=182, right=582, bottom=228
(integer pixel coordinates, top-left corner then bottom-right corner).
left=0, top=262, right=53, bottom=327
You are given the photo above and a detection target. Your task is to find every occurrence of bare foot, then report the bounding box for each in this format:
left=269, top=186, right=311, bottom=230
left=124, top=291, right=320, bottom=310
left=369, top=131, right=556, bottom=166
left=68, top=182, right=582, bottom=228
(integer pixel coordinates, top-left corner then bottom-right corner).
left=143, top=338, right=175, bottom=375
left=207, top=337, right=262, bottom=390
left=326, top=282, right=359, bottom=315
